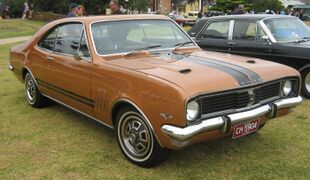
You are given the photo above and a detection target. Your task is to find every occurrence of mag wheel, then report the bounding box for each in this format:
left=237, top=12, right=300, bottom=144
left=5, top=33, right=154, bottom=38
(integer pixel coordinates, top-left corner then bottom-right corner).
left=116, top=106, right=169, bottom=168
left=25, top=73, right=48, bottom=108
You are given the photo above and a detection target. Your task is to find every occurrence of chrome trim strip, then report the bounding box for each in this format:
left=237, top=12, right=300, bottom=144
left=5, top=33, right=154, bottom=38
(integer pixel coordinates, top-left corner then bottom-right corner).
left=89, top=19, right=198, bottom=57
left=112, top=98, right=164, bottom=147
left=162, top=96, right=302, bottom=148
left=43, top=93, right=114, bottom=129
left=23, top=66, right=39, bottom=86
left=36, top=20, right=93, bottom=63
left=258, top=20, right=276, bottom=43
left=228, top=20, right=234, bottom=40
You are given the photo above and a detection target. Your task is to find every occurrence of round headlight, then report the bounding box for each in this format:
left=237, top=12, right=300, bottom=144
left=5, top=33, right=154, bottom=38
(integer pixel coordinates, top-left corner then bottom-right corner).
left=283, top=80, right=292, bottom=96
left=186, top=101, right=199, bottom=122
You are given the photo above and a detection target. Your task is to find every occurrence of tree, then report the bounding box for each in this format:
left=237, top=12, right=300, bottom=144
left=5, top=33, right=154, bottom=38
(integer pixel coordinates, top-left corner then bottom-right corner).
left=4, top=0, right=149, bottom=15
left=251, top=0, right=284, bottom=12
left=210, top=0, right=252, bottom=12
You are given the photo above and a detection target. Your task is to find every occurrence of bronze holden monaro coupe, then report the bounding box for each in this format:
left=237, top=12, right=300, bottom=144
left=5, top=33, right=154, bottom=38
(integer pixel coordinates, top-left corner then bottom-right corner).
left=9, top=15, right=302, bottom=167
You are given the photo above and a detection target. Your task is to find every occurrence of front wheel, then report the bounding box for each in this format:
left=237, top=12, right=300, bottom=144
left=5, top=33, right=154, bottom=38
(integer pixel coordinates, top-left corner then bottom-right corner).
left=301, top=68, right=310, bottom=98
left=25, top=73, right=48, bottom=108
left=115, top=107, right=169, bottom=168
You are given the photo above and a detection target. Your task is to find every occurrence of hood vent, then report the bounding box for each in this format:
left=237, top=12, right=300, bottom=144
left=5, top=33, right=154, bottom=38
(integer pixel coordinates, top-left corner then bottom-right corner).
left=179, top=69, right=191, bottom=74
left=246, top=59, right=256, bottom=64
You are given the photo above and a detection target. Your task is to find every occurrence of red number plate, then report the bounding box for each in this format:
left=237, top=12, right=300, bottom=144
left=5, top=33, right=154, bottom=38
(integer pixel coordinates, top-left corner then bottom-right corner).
left=232, top=118, right=260, bottom=139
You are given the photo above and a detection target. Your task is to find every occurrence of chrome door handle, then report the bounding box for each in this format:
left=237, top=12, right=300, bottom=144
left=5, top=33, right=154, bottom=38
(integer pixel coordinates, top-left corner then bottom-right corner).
left=227, top=42, right=237, bottom=46
left=46, top=56, right=54, bottom=60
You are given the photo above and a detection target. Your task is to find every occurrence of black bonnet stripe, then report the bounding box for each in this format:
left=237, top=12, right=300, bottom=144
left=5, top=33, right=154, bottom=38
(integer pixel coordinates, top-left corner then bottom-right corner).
left=156, top=52, right=253, bottom=86
left=191, top=55, right=262, bottom=84
left=183, top=57, right=252, bottom=86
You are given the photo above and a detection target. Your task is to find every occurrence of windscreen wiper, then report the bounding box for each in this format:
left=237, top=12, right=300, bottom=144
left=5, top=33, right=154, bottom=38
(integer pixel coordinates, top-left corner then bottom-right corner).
left=295, top=37, right=310, bottom=43
left=173, top=41, right=195, bottom=50
left=125, top=44, right=162, bottom=56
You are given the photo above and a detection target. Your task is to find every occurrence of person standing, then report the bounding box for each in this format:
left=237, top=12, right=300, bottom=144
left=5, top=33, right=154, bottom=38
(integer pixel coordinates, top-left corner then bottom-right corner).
left=66, top=3, right=79, bottom=17
left=77, top=5, right=87, bottom=16
left=232, top=4, right=245, bottom=15
left=22, top=2, right=29, bottom=19
left=28, top=4, right=34, bottom=19
left=109, top=0, right=123, bottom=15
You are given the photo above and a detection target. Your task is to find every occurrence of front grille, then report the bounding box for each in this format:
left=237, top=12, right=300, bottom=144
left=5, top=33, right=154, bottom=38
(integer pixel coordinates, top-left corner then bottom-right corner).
left=200, top=82, right=281, bottom=116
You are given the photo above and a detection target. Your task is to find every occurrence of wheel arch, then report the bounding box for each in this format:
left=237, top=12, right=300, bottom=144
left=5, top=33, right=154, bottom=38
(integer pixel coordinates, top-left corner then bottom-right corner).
left=299, top=64, right=310, bottom=73
left=21, top=66, right=39, bottom=86
left=111, top=98, right=164, bottom=147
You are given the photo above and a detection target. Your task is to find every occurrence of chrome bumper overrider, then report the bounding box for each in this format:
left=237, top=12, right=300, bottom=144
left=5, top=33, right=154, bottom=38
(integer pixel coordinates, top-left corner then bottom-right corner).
left=161, top=96, right=302, bottom=147
left=8, top=64, right=14, bottom=71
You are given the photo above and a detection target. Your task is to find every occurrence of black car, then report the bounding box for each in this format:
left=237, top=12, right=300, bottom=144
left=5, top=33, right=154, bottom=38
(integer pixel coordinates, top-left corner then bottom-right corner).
left=188, top=15, right=310, bottom=98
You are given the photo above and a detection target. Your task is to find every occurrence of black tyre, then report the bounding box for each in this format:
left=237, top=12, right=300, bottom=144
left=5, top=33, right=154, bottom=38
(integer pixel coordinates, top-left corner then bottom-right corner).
left=115, top=106, right=169, bottom=168
left=301, top=68, right=310, bottom=99
left=24, top=73, right=48, bottom=108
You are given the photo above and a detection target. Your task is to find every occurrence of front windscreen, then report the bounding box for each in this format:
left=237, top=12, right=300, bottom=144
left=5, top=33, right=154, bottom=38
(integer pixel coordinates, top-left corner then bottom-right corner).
left=91, top=19, right=195, bottom=55
left=264, top=18, right=310, bottom=42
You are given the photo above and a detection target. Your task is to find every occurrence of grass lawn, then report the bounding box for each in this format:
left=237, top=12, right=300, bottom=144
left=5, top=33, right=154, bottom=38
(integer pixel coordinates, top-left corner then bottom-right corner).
left=1, top=43, right=310, bottom=178
left=0, top=19, right=46, bottom=39
left=305, top=21, right=310, bottom=26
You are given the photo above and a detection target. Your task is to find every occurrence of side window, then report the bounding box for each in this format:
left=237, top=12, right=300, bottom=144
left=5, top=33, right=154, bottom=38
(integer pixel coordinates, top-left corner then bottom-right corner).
left=38, top=27, right=58, bottom=51
left=201, top=21, right=230, bottom=39
left=79, top=31, right=90, bottom=58
left=256, top=26, right=267, bottom=42
left=55, top=23, right=83, bottom=55
left=233, top=21, right=257, bottom=41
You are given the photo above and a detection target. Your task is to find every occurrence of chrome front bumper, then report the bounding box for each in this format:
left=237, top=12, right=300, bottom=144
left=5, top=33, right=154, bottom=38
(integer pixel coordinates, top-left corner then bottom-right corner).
left=161, top=96, right=302, bottom=148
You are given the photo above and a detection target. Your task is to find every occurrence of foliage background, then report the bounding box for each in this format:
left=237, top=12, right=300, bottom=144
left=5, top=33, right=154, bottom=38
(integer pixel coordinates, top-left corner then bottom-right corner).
left=0, top=0, right=150, bottom=16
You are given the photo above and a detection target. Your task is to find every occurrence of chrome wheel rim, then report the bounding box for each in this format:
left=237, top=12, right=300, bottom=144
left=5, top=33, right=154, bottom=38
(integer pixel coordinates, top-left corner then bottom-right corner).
left=305, top=71, right=310, bottom=94
left=25, top=75, right=36, bottom=103
left=118, top=112, right=153, bottom=162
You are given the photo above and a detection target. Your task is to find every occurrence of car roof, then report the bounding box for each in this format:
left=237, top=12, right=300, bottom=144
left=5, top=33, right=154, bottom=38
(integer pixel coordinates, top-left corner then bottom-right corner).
left=61, top=14, right=171, bottom=24
left=207, top=14, right=298, bottom=21
left=33, top=14, right=174, bottom=41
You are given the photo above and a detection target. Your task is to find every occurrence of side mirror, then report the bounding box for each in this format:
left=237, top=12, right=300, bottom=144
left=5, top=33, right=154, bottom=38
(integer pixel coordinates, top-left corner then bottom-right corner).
left=73, top=51, right=83, bottom=61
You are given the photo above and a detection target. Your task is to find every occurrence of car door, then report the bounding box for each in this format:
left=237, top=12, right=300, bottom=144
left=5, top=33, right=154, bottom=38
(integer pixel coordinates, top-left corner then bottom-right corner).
left=196, top=20, right=230, bottom=52
left=32, top=27, right=59, bottom=97
left=229, top=20, right=272, bottom=58
left=46, top=22, right=93, bottom=115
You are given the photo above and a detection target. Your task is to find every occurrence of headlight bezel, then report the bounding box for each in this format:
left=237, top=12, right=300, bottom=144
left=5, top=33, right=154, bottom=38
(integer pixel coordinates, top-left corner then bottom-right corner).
left=281, top=79, right=299, bottom=98
left=186, top=100, right=201, bottom=123
left=282, top=80, right=293, bottom=96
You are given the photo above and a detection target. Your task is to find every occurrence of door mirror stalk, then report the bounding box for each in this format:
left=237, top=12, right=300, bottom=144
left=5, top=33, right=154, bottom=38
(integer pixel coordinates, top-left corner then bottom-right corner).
left=73, top=51, right=83, bottom=61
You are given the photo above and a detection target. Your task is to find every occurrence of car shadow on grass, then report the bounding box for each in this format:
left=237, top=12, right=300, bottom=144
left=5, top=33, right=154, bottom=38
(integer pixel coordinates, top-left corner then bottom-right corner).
left=46, top=100, right=264, bottom=168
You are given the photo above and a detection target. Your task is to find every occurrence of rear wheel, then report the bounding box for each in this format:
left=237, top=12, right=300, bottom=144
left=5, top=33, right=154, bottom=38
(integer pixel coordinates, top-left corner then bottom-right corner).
left=115, top=106, right=169, bottom=168
left=301, top=68, right=310, bottom=98
left=25, top=73, right=48, bottom=108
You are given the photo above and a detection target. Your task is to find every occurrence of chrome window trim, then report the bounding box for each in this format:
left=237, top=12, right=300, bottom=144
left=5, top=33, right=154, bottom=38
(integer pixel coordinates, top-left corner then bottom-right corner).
left=228, top=20, right=234, bottom=40
left=230, top=19, right=263, bottom=42
left=42, top=93, right=114, bottom=129
left=89, top=18, right=198, bottom=57
left=258, top=19, right=276, bottom=43
left=195, top=18, right=212, bottom=38
left=198, top=19, right=231, bottom=40
left=111, top=98, right=164, bottom=147
left=36, top=20, right=93, bottom=62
